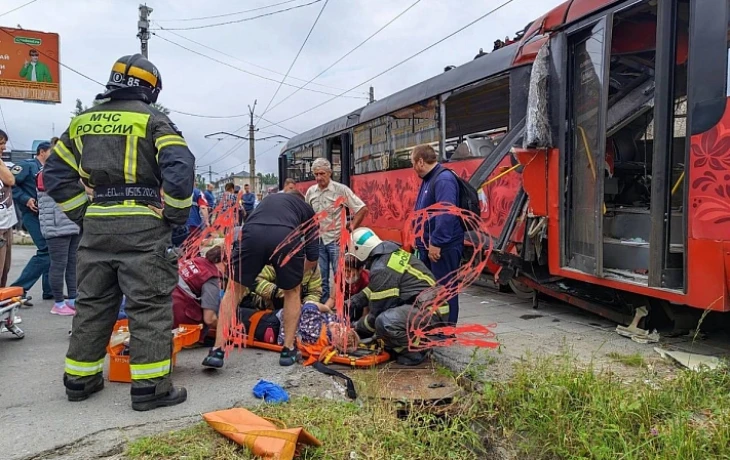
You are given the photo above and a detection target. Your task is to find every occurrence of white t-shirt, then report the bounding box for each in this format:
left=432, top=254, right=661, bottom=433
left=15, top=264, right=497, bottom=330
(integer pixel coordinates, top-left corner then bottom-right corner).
left=0, top=179, right=18, bottom=230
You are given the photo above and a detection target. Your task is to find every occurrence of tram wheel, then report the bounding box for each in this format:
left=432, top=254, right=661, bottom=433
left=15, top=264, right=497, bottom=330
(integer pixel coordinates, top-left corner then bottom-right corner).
left=508, top=279, right=535, bottom=300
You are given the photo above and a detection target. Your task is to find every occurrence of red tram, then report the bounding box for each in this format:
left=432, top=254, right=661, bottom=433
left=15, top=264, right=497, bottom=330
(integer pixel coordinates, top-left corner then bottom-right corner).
left=279, top=0, right=730, bottom=326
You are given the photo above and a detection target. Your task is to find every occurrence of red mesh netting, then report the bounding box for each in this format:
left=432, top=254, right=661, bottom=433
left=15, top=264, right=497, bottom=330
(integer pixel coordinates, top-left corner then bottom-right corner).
left=180, top=194, right=498, bottom=358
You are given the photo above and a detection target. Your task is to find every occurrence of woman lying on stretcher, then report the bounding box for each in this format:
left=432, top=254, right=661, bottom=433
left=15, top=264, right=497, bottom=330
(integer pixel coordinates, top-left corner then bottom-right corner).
left=238, top=254, right=370, bottom=350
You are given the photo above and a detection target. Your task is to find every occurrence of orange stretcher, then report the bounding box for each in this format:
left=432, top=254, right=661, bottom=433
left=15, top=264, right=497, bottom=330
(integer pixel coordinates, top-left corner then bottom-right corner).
left=243, top=310, right=391, bottom=368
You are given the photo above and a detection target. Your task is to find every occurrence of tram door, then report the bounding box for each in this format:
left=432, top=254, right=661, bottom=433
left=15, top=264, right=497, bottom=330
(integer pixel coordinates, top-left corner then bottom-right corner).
left=326, top=133, right=352, bottom=187
left=563, top=19, right=609, bottom=276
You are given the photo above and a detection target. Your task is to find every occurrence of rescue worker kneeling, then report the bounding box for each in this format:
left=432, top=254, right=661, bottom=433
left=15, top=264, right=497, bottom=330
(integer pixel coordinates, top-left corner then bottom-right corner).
left=239, top=264, right=333, bottom=347
left=348, top=227, right=448, bottom=366
left=172, top=246, right=225, bottom=335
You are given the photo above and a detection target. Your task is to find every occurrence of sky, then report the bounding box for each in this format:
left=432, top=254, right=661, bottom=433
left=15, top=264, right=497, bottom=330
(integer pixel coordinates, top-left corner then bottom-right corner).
left=0, top=0, right=565, bottom=182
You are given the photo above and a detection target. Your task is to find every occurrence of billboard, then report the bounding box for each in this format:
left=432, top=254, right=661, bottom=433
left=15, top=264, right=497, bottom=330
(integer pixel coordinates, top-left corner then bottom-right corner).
left=0, top=27, right=60, bottom=103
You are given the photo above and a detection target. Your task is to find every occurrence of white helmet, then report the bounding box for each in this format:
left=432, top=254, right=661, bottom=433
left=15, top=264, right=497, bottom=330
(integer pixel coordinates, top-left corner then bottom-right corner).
left=350, top=227, right=382, bottom=262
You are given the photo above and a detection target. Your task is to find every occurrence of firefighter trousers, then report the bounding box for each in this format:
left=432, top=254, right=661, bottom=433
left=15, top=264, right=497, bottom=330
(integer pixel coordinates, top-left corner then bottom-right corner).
left=373, top=302, right=449, bottom=353
left=64, top=223, right=178, bottom=400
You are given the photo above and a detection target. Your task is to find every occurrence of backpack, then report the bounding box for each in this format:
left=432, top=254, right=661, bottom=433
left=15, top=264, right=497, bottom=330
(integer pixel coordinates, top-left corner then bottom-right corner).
left=428, top=168, right=481, bottom=225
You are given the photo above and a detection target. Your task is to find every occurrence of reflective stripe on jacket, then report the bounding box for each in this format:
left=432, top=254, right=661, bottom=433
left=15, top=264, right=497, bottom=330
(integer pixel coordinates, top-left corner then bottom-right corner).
left=350, top=241, right=444, bottom=329
left=43, top=98, right=195, bottom=228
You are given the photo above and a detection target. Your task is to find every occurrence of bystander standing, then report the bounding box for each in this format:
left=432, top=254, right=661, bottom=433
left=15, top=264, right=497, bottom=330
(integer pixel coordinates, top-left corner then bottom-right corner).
left=11, top=141, right=53, bottom=303
left=411, top=144, right=464, bottom=325
left=0, top=129, right=18, bottom=287
left=306, top=158, right=368, bottom=304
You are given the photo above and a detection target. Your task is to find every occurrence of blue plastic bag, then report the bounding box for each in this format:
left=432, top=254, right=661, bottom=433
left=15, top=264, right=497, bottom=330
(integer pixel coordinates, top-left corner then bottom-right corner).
left=117, top=296, right=127, bottom=320
left=252, top=379, right=289, bottom=404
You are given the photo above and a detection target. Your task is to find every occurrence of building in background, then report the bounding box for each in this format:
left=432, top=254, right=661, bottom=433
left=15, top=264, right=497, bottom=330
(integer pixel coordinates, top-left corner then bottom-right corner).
left=212, top=170, right=263, bottom=196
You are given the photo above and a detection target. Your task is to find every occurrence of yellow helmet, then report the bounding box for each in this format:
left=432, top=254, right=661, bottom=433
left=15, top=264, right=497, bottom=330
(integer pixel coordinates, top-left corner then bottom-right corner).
left=100, top=54, right=162, bottom=103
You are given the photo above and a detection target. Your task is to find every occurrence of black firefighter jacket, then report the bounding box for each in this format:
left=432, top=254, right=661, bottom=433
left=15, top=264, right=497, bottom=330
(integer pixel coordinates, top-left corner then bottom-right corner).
left=351, top=241, right=442, bottom=334
left=44, top=98, right=195, bottom=234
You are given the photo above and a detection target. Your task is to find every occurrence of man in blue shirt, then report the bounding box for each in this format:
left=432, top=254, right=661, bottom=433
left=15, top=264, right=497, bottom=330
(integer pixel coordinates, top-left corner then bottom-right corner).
left=11, top=142, right=53, bottom=301
left=242, top=183, right=255, bottom=218
left=411, top=144, right=464, bottom=325
left=186, top=187, right=209, bottom=238
left=204, top=184, right=216, bottom=212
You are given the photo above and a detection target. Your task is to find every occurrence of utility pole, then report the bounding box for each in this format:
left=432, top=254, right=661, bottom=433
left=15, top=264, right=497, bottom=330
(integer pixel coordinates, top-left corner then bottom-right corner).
left=248, top=100, right=257, bottom=193
left=137, top=4, right=153, bottom=58
left=208, top=165, right=213, bottom=184
left=369, top=86, right=375, bottom=104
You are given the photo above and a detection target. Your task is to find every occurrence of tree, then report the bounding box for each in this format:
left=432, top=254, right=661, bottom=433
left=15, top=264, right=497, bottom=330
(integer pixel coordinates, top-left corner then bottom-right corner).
left=195, top=174, right=206, bottom=190
left=72, top=98, right=88, bottom=117
left=76, top=99, right=170, bottom=117
left=257, top=172, right=278, bottom=185
left=151, top=103, right=170, bottom=115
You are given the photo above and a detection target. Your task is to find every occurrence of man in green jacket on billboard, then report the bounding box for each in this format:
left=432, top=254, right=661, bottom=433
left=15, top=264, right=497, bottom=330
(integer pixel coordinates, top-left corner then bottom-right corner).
left=19, top=49, right=52, bottom=83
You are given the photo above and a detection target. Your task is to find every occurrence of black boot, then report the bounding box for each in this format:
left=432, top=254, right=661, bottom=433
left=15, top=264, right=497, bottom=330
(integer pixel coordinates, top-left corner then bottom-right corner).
left=131, top=382, right=187, bottom=412
left=396, top=351, right=429, bottom=366
left=65, top=374, right=104, bottom=402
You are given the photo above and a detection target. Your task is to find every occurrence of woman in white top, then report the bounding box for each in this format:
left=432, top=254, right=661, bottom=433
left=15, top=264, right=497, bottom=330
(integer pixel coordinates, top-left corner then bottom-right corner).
left=0, top=129, right=18, bottom=287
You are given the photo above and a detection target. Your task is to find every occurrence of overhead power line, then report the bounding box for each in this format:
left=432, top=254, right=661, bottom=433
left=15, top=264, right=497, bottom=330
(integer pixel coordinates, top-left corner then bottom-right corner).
left=260, top=0, right=519, bottom=133
left=0, top=0, right=39, bottom=18
left=157, top=0, right=302, bottom=22
left=193, top=112, right=297, bottom=164
left=151, top=0, right=324, bottom=31
left=265, top=0, right=422, bottom=116
left=215, top=141, right=285, bottom=177
left=152, top=31, right=367, bottom=100
left=256, top=0, right=330, bottom=126
left=157, top=26, right=367, bottom=95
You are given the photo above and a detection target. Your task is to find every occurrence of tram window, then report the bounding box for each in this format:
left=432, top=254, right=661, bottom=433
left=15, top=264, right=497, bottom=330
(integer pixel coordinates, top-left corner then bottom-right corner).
left=388, top=99, right=440, bottom=170
left=286, top=143, right=318, bottom=182
left=353, top=117, right=389, bottom=174
left=727, top=45, right=730, bottom=97
left=444, top=74, right=510, bottom=162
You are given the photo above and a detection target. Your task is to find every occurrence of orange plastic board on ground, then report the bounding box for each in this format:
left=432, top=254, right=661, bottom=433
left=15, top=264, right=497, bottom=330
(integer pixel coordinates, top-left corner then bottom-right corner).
left=203, top=408, right=322, bottom=460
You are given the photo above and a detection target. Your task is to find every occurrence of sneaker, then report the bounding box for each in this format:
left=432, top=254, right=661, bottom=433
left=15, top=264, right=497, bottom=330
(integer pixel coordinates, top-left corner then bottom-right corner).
left=65, top=299, right=76, bottom=311
left=279, top=346, right=301, bottom=367
left=202, top=347, right=225, bottom=368
left=50, top=303, right=76, bottom=316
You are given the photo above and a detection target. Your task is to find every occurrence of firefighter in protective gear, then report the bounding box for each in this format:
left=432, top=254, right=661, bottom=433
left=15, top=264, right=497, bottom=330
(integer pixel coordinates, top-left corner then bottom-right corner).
left=44, top=54, right=195, bottom=411
left=348, top=227, right=449, bottom=366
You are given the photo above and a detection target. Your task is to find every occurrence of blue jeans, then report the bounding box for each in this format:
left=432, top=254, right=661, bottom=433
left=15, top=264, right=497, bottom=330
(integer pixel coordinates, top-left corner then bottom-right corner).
left=319, top=241, right=339, bottom=303
left=12, top=212, right=51, bottom=297
left=418, top=244, right=463, bottom=325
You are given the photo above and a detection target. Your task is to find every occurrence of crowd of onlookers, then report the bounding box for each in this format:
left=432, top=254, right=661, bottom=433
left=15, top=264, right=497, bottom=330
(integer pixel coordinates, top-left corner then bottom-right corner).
left=2, top=126, right=466, bottom=367
left=0, top=130, right=80, bottom=316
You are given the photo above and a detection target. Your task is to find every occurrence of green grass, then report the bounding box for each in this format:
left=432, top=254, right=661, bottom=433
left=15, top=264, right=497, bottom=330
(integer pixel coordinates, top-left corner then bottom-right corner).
left=125, top=396, right=482, bottom=460
left=606, top=351, right=647, bottom=368
left=126, top=354, right=730, bottom=460
left=479, top=354, right=730, bottom=459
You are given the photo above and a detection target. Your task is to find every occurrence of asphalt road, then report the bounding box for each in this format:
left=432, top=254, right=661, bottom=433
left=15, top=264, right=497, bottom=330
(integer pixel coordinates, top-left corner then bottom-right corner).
left=0, top=246, right=335, bottom=460
left=4, top=244, right=729, bottom=459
